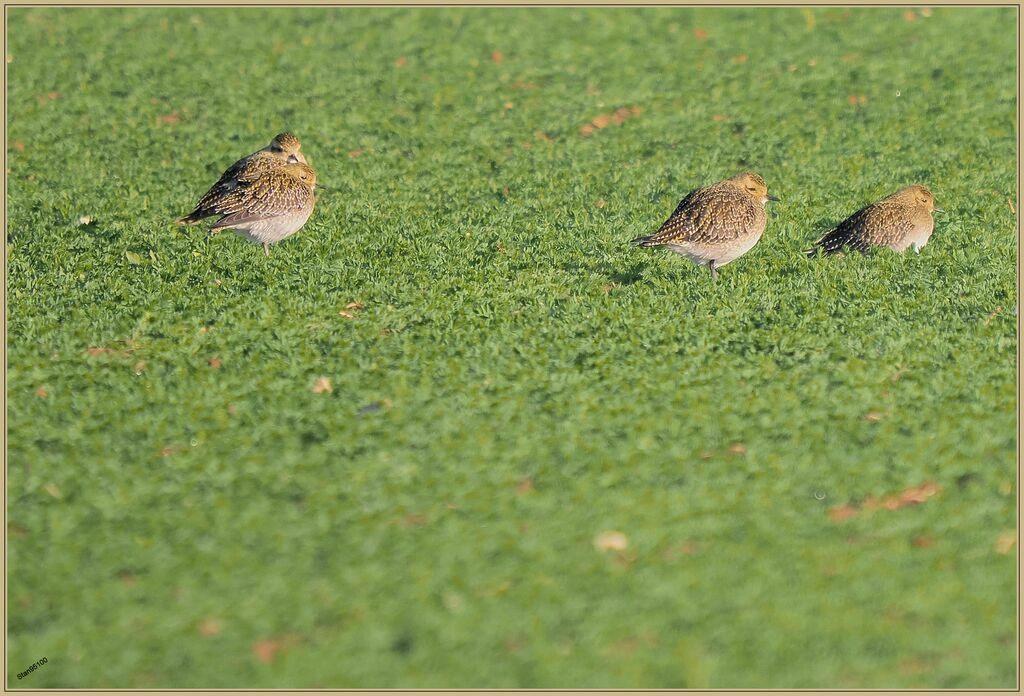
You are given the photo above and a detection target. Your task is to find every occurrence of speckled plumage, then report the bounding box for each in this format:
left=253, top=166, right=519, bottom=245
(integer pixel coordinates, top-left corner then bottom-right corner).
left=180, top=162, right=318, bottom=256
left=632, top=172, right=777, bottom=279
left=809, top=185, right=939, bottom=255
left=178, top=132, right=307, bottom=226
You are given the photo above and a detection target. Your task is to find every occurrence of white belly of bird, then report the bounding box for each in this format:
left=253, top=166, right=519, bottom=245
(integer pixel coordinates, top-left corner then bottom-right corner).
left=233, top=209, right=313, bottom=246
left=664, top=231, right=764, bottom=267
left=891, top=225, right=933, bottom=253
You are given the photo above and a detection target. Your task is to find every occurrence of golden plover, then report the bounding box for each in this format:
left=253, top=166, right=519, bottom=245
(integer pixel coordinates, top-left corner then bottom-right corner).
left=632, top=172, right=778, bottom=280
left=178, top=162, right=318, bottom=256
left=178, top=132, right=307, bottom=227
left=808, top=185, right=941, bottom=255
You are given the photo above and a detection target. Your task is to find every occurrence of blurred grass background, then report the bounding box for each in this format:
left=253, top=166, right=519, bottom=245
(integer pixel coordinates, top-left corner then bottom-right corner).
left=6, top=7, right=1017, bottom=688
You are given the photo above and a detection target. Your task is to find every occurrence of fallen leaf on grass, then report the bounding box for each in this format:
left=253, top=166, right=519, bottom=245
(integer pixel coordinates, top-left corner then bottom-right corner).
left=395, top=513, right=428, bottom=527
left=198, top=618, right=222, bottom=636
left=693, top=27, right=708, bottom=40
left=595, top=199, right=606, bottom=209
left=579, top=106, right=641, bottom=137
left=252, top=639, right=282, bottom=663
left=158, top=111, right=181, bottom=125
left=207, top=357, right=222, bottom=369
left=1007, top=198, right=1016, bottom=215
left=515, top=478, right=535, bottom=495
left=594, top=530, right=628, bottom=552
left=728, top=443, right=746, bottom=455
left=159, top=446, right=175, bottom=458
left=37, top=91, right=59, bottom=105
left=312, top=377, right=332, bottom=394
left=902, top=10, right=917, bottom=21
left=911, top=535, right=934, bottom=549
left=830, top=481, right=942, bottom=521
left=534, top=130, right=553, bottom=142
left=347, top=148, right=365, bottom=159
left=7, top=523, right=29, bottom=538
left=43, top=483, right=62, bottom=498
left=732, top=53, right=748, bottom=64
left=847, top=94, right=869, bottom=106
left=829, top=505, right=859, bottom=522
left=35, top=386, right=48, bottom=398
left=13, top=141, right=25, bottom=152
left=601, top=283, right=617, bottom=294
left=996, top=531, right=1016, bottom=555
left=863, top=411, right=884, bottom=422
left=116, top=570, right=137, bottom=586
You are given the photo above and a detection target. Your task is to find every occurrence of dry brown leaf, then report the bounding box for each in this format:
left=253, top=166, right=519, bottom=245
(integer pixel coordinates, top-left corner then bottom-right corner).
left=601, top=283, right=617, bottom=294
left=397, top=513, right=428, bottom=527
left=579, top=124, right=595, bottom=137
left=312, top=377, right=332, bottom=394
left=732, top=53, right=748, bottom=64
left=116, top=570, right=137, bottom=586
left=35, top=386, right=48, bottom=398
left=515, top=478, right=535, bottom=495
left=592, top=114, right=611, bottom=129
left=43, top=483, right=61, bottom=498
left=13, top=141, right=25, bottom=152
left=394, top=56, right=407, bottom=68
left=829, top=505, right=859, bottom=522
left=134, top=361, right=147, bottom=374
left=159, top=446, right=175, bottom=458
left=207, top=357, right=222, bottom=369
left=1008, top=198, right=1015, bottom=215
left=594, top=530, right=628, bottom=552
left=198, top=618, right=222, bottom=636
left=863, top=411, right=883, bottom=422
left=491, top=50, right=504, bottom=63
left=911, top=535, right=934, bottom=549
left=595, top=199, right=606, bottom=209
left=902, top=10, right=917, bottom=21
left=347, top=148, right=365, bottom=159
left=534, top=131, right=553, bottom=142
left=996, top=531, right=1016, bottom=555
left=503, top=101, right=514, bottom=110
left=158, top=111, right=180, bottom=125
left=662, top=541, right=699, bottom=559
left=8, top=523, right=29, bottom=538
left=728, top=443, right=746, bottom=455
left=693, top=27, right=708, bottom=40
left=712, top=114, right=727, bottom=122
left=920, top=7, right=932, bottom=16
left=338, top=311, right=356, bottom=320
left=252, top=639, right=283, bottom=663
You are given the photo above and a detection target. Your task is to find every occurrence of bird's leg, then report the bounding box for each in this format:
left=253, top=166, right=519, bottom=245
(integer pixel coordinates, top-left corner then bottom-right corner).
left=708, top=259, right=718, bottom=281
left=263, top=242, right=270, bottom=257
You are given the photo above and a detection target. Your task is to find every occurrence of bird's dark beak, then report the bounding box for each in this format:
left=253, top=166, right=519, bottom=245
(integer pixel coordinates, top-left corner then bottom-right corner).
left=767, top=195, right=780, bottom=202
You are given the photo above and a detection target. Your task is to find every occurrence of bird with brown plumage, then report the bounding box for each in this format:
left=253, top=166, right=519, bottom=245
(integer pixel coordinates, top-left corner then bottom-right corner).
left=178, top=132, right=308, bottom=227
left=808, top=185, right=941, bottom=256
left=180, top=161, right=319, bottom=256
left=632, top=172, right=779, bottom=280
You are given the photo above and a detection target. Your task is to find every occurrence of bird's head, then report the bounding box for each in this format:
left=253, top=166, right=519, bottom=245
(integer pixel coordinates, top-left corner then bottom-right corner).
left=269, top=132, right=307, bottom=164
left=282, top=162, right=318, bottom=189
left=730, top=171, right=778, bottom=205
left=899, top=184, right=941, bottom=212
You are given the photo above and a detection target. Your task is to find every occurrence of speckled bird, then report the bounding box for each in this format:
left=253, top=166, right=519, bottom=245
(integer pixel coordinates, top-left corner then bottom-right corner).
left=808, top=185, right=941, bottom=255
left=178, top=132, right=307, bottom=228
left=178, top=161, right=318, bottom=256
left=632, top=172, right=778, bottom=280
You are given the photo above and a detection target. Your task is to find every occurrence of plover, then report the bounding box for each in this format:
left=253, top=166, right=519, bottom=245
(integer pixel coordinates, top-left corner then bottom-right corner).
left=632, top=172, right=778, bottom=279
left=179, top=161, right=319, bottom=256
left=178, top=132, right=307, bottom=228
left=808, top=185, right=941, bottom=255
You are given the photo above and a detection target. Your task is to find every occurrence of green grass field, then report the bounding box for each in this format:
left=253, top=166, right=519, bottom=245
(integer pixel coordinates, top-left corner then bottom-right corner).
left=6, top=7, right=1018, bottom=688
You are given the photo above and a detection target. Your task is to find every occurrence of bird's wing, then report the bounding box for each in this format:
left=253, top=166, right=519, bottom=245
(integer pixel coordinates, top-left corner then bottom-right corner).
left=210, top=171, right=314, bottom=225
left=811, top=205, right=876, bottom=254
left=642, top=187, right=753, bottom=245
